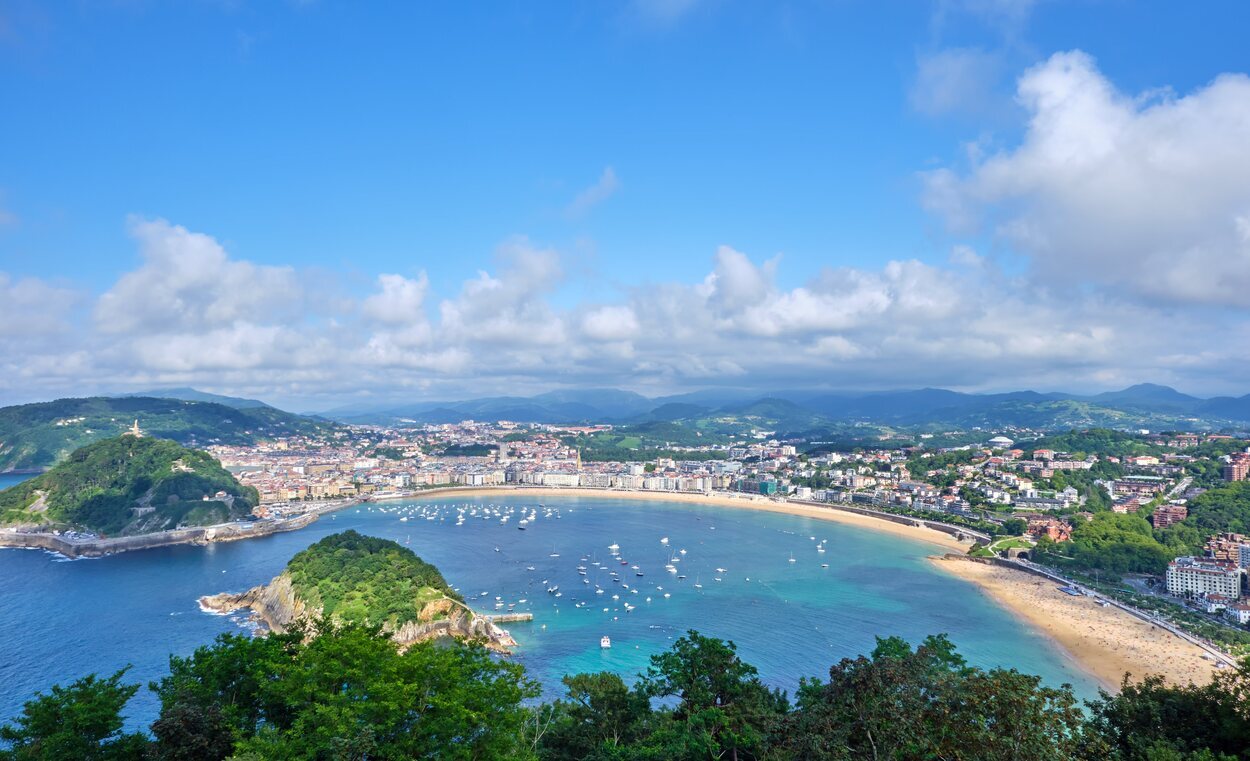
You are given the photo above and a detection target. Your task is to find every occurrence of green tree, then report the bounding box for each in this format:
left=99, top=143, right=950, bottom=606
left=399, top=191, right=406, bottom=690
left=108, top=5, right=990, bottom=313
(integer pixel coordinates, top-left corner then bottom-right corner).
left=781, top=634, right=1084, bottom=761
left=538, top=672, right=653, bottom=761
left=0, top=669, right=149, bottom=761
left=639, top=630, right=787, bottom=761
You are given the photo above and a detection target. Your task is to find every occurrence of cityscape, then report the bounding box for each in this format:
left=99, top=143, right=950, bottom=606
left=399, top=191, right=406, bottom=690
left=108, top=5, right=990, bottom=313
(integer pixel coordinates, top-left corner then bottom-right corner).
left=3, top=1, right=1250, bottom=759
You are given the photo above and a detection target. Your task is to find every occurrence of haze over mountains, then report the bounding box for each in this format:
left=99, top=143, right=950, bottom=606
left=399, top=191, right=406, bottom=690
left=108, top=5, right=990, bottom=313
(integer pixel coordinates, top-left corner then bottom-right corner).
left=319, top=383, right=1250, bottom=429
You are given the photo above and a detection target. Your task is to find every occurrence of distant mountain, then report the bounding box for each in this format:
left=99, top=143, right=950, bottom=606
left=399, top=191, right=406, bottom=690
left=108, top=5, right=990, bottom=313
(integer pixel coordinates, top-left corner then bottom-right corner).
left=1086, top=383, right=1201, bottom=412
left=0, top=435, right=257, bottom=535
left=0, top=396, right=337, bottom=472
left=123, top=387, right=272, bottom=410
left=321, top=383, right=1250, bottom=431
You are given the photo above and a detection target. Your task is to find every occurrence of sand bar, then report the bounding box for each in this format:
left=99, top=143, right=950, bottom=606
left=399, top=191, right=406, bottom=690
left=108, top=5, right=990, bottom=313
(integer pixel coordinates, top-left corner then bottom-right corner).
left=396, top=486, right=972, bottom=553
left=931, top=556, right=1218, bottom=691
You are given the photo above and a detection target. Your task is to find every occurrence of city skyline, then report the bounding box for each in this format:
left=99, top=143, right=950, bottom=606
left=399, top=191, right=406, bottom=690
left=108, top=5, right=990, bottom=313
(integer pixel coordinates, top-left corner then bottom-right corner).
left=3, top=1, right=1250, bottom=408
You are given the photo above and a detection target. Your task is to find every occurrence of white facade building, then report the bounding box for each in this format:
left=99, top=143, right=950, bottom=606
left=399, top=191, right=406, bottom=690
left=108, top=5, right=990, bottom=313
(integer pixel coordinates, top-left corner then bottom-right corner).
left=1166, top=556, right=1242, bottom=599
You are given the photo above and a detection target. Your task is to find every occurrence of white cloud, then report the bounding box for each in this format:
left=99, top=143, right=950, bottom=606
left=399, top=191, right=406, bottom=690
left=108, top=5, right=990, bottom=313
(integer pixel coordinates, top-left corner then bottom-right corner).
left=565, top=166, right=621, bottom=217
left=924, top=50, right=1250, bottom=306
left=361, top=272, right=429, bottom=326
left=582, top=305, right=640, bottom=342
left=6, top=210, right=1250, bottom=405
left=95, top=217, right=301, bottom=333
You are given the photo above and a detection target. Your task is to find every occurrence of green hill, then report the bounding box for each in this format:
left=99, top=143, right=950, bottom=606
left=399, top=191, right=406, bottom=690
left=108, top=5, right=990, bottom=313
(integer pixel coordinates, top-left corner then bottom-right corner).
left=0, top=396, right=336, bottom=472
left=0, top=435, right=259, bottom=535
left=285, top=530, right=462, bottom=627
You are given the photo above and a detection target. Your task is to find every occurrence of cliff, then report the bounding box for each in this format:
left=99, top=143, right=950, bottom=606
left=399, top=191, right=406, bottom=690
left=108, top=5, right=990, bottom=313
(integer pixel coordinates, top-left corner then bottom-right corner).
left=199, top=571, right=518, bottom=651
left=199, top=531, right=520, bottom=651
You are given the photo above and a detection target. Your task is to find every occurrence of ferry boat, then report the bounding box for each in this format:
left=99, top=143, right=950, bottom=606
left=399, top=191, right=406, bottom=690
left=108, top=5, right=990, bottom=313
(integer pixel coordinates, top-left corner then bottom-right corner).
left=600, top=636, right=611, bottom=649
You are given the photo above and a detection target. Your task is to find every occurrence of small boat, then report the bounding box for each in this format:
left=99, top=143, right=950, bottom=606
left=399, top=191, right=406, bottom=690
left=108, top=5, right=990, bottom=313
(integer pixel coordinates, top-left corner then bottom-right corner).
left=660, top=537, right=669, bottom=544
left=788, top=554, right=796, bottom=563
left=608, top=543, right=620, bottom=552
left=601, top=636, right=611, bottom=649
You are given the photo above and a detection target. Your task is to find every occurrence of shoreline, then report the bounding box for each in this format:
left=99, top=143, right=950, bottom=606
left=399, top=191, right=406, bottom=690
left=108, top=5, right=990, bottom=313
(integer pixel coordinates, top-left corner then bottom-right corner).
left=931, top=555, right=1219, bottom=691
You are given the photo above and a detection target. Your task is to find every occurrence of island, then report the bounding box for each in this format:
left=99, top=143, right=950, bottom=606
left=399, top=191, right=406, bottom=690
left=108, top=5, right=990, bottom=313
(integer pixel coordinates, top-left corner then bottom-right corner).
left=199, top=530, right=522, bottom=651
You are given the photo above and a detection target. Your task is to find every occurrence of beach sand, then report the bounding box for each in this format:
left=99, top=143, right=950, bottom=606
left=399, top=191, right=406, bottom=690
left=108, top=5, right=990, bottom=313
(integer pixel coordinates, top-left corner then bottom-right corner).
left=402, top=486, right=972, bottom=553
left=931, top=557, right=1219, bottom=691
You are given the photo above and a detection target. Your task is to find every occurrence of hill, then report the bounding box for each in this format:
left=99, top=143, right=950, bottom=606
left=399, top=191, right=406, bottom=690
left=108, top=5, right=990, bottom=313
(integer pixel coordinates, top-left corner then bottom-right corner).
left=0, top=435, right=258, bottom=535
left=0, top=396, right=336, bottom=472
left=121, top=387, right=272, bottom=409
left=199, top=530, right=516, bottom=650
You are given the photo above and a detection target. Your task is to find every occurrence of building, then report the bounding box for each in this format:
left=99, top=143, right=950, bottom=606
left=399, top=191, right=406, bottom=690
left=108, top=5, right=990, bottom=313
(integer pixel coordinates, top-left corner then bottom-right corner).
left=1205, top=533, right=1250, bottom=569
left=1151, top=503, right=1189, bottom=529
left=1026, top=517, right=1072, bottom=543
left=1224, top=602, right=1250, bottom=625
left=1166, top=556, right=1242, bottom=599
left=1223, top=452, right=1250, bottom=482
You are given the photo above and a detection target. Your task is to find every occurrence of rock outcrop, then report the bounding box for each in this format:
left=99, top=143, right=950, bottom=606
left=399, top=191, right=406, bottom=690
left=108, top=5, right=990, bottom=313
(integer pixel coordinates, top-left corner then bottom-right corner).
left=199, top=572, right=518, bottom=652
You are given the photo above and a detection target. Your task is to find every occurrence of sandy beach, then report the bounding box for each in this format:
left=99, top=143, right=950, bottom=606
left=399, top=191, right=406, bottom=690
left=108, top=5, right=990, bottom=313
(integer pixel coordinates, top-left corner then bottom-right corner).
left=399, top=486, right=973, bottom=553
left=931, top=556, right=1219, bottom=691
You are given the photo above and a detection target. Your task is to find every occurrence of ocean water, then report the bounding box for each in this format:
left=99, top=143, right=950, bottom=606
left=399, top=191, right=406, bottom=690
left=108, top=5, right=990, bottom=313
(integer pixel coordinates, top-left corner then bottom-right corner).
left=0, top=494, right=1100, bottom=729
left=0, top=473, right=34, bottom=490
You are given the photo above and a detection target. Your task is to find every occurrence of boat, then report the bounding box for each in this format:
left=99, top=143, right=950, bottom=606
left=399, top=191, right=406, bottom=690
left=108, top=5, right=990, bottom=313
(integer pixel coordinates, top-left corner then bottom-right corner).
left=660, top=537, right=669, bottom=544
left=788, top=554, right=796, bottom=563
left=600, top=636, right=611, bottom=649
left=608, top=543, right=620, bottom=553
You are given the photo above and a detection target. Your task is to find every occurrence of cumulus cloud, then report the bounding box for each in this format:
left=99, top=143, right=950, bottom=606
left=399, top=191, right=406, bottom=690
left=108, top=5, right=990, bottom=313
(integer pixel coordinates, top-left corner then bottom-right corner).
left=361, top=272, right=429, bottom=326
left=96, top=217, right=300, bottom=333
left=565, top=166, right=621, bottom=218
left=923, top=50, right=1250, bottom=306
left=6, top=207, right=1250, bottom=406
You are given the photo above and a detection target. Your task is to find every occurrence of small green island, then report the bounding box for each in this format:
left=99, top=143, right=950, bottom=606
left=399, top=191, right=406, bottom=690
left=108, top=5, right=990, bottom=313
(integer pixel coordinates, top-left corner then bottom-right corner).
left=0, top=434, right=258, bottom=536
left=199, top=530, right=522, bottom=650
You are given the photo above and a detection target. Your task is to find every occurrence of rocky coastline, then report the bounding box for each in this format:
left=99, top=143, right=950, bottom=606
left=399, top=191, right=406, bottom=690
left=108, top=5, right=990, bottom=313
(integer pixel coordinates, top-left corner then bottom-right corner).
left=198, top=571, right=521, bottom=652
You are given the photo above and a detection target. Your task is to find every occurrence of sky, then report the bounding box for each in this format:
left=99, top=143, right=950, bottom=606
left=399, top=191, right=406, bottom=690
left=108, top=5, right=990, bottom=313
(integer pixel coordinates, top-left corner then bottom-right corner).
left=2, top=0, right=1250, bottom=410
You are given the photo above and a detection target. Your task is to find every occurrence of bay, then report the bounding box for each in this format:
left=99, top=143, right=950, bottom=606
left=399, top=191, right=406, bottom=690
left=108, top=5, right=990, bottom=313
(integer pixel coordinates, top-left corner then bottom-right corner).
left=0, top=494, right=1099, bottom=729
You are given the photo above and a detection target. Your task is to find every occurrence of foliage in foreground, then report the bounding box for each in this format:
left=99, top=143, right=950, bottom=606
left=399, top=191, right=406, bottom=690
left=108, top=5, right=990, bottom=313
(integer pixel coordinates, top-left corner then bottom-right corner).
left=3, top=622, right=1250, bottom=760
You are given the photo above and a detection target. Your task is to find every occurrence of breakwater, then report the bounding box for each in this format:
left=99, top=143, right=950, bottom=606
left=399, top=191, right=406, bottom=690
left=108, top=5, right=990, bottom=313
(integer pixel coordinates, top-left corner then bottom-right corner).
left=0, top=513, right=319, bottom=559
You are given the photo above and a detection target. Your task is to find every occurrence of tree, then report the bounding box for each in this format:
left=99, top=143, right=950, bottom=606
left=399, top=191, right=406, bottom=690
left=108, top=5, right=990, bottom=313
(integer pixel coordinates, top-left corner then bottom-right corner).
left=1002, top=517, right=1029, bottom=536
left=228, top=620, right=539, bottom=760
left=1082, top=662, right=1250, bottom=760
left=0, top=669, right=149, bottom=761
left=538, top=672, right=652, bottom=761
left=781, top=634, right=1084, bottom=761
left=639, top=630, right=787, bottom=761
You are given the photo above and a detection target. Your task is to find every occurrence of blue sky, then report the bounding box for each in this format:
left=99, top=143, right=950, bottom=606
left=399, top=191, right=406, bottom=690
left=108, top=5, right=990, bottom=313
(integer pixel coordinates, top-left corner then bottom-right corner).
left=2, top=1, right=1250, bottom=408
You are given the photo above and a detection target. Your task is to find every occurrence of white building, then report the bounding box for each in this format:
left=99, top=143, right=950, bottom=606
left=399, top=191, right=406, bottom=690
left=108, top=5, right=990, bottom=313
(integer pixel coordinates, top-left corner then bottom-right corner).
left=1166, top=557, right=1242, bottom=599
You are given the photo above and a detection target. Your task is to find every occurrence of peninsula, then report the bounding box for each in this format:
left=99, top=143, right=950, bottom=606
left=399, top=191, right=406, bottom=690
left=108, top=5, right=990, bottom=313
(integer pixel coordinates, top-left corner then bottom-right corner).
left=199, top=530, right=522, bottom=651
left=0, top=434, right=258, bottom=536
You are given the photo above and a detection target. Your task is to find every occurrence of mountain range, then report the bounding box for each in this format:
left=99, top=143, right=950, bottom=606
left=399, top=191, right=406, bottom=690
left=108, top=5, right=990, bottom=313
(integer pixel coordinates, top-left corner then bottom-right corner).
left=320, top=383, right=1250, bottom=431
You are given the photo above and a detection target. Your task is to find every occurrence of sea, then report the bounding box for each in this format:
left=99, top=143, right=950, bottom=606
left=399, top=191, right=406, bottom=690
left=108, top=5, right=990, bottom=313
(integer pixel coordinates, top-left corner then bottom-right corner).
left=0, top=484, right=1102, bottom=729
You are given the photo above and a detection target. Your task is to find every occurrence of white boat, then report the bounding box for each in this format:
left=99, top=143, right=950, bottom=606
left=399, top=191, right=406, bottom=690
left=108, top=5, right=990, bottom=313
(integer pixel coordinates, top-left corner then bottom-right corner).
left=600, top=636, right=611, bottom=649
left=660, top=537, right=669, bottom=544
left=608, top=543, right=620, bottom=552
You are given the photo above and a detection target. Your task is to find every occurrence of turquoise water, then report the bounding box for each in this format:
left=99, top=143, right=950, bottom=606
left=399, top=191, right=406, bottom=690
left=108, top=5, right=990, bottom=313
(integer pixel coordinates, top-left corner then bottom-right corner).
left=0, top=473, right=34, bottom=490
left=0, top=494, right=1099, bottom=729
